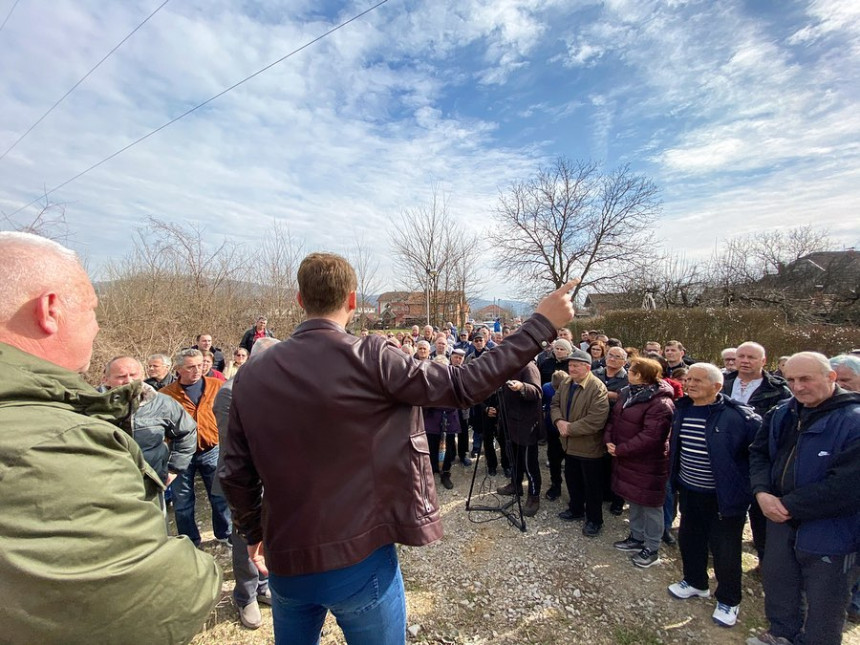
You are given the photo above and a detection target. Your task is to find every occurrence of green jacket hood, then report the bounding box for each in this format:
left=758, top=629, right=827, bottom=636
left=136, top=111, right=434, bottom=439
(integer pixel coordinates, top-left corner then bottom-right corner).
left=0, top=342, right=140, bottom=428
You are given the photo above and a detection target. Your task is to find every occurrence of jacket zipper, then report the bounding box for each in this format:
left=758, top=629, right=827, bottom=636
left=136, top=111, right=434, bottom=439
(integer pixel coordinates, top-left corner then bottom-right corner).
left=779, top=413, right=801, bottom=494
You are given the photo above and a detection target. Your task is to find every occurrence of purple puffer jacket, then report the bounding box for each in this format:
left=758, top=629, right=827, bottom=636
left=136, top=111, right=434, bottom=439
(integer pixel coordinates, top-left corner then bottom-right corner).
left=603, top=380, right=675, bottom=507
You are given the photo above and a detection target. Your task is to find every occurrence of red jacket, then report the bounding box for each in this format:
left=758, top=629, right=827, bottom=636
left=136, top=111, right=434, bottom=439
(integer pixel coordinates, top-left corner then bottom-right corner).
left=604, top=381, right=675, bottom=507
left=220, top=314, right=556, bottom=576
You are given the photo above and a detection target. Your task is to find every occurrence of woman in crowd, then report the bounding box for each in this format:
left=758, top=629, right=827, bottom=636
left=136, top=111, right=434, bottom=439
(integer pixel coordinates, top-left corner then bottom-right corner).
left=223, top=347, right=248, bottom=380
left=605, top=356, right=676, bottom=568
left=201, top=350, right=226, bottom=382
left=422, top=356, right=458, bottom=490
left=589, top=341, right=607, bottom=370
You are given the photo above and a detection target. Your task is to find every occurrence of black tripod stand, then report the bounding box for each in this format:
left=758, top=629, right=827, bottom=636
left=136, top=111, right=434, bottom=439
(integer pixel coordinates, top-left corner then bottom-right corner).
left=465, top=384, right=526, bottom=532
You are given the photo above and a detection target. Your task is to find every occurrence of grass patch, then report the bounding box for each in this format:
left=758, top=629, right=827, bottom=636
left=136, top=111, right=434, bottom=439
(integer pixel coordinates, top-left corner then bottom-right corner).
left=614, top=625, right=663, bottom=645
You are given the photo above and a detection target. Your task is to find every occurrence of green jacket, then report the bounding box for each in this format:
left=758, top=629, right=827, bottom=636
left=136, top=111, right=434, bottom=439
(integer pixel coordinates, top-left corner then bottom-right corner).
left=0, top=343, right=222, bottom=645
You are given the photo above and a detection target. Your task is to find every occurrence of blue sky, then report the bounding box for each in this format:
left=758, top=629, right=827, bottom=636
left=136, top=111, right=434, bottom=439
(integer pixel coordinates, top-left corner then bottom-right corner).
left=1, top=0, right=858, bottom=300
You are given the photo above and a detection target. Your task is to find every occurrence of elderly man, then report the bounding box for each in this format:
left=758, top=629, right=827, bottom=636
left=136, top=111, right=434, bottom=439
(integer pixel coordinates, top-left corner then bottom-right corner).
left=414, top=340, right=431, bottom=361
left=102, top=356, right=197, bottom=486
left=145, top=352, right=176, bottom=390
left=831, top=354, right=860, bottom=393
left=220, top=252, right=577, bottom=645
left=667, top=363, right=761, bottom=629
left=430, top=335, right=450, bottom=359
left=162, top=348, right=231, bottom=546
left=213, top=337, right=280, bottom=630
left=551, top=348, right=610, bottom=537
left=0, top=232, right=220, bottom=644
left=748, top=352, right=860, bottom=645
left=594, top=346, right=630, bottom=516
left=721, top=341, right=791, bottom=564
left=721, top=347, right=737, bottom=373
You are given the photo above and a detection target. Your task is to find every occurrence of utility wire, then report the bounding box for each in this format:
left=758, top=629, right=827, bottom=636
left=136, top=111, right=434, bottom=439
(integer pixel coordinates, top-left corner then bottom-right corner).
left=0, top=0, right=21, bottom=34
left=5, top=0, right=390, bottom=219
left=0, top=0, right=171, bottom=161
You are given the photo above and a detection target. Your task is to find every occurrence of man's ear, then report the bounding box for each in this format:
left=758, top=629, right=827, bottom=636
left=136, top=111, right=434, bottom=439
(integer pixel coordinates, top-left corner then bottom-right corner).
left=347, top=291, right=357, bottom=311
left=297, top=293, right=305, bottom=310
left=35, top=292, right=61, bottom=335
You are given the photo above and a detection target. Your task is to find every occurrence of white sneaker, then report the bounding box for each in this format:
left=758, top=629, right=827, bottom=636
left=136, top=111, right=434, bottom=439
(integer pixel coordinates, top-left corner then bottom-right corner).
left=667, top=580, right=710, bottom=599
left=712, top=602, right=739, bottom=627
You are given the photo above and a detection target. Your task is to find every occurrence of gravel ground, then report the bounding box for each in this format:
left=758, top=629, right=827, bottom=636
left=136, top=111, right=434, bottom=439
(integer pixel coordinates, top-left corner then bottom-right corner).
left=188, top=447, right=859, bottom=645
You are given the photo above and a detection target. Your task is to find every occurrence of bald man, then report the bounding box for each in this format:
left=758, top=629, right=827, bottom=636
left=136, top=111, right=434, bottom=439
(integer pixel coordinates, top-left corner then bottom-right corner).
left=0, top=232, right=220, bottom=644
left=748, top=352, right=860, bottom=645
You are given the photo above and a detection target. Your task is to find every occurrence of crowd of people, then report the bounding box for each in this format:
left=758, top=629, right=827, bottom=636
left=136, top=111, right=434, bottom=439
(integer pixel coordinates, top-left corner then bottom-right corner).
left=0, top=231, right=857, bottom=645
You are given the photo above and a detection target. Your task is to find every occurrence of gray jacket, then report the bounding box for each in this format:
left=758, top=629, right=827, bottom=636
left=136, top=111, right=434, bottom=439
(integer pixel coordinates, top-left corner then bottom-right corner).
left=133, top=388, right=197, bottom=482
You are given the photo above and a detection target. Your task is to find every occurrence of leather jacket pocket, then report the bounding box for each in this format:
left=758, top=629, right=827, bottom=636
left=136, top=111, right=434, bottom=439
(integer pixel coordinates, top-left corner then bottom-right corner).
left=410, top=433, right=436, bottom=520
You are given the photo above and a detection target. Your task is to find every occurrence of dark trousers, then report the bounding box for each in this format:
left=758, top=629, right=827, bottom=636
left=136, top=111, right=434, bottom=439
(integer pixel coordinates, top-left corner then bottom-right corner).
left=763, top=520, right=853, bottom=645
left=564, top=455, right=604, bottom=526
left=546, top=429, right=564, bottom=488
left=454, top=428, right=469, bottom=460
left=482, top=423, right=510, bottom=473
left=426, top=433, right=454, bottom=474
left=232, top=523, right=269, bottom=607
left=748, top=498, right=767, bottom=560
left=602, top=453, right=624, bottom=506
left=510, top=442, right=541, bottom=497
left=678, top=486, right=745, bottom=606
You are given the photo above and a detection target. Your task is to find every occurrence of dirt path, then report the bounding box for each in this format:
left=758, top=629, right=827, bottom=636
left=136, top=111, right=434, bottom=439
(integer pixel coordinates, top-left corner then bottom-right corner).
left=188, top=451, right=859, bottom=645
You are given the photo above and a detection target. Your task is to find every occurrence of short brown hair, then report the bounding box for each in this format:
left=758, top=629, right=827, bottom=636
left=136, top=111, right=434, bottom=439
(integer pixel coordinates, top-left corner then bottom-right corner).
left=664, top=340, right=685, bottom=351
left=628, top=356, right=662, bottom=385
left=297, top=253, right=357, bottom=316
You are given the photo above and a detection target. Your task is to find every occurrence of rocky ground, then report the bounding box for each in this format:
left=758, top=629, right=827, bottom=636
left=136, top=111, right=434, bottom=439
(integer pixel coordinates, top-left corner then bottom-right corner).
left=187, top=452, right=859, bottom=645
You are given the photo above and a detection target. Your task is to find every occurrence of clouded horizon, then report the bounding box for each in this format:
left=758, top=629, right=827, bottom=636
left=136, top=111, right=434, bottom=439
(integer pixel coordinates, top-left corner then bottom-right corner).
left=1, top=0, right=858, bottom=300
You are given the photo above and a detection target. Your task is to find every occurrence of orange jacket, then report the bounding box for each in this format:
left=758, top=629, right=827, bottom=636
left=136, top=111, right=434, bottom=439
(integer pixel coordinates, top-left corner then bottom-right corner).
left=161, top=377, right=223, bottom=452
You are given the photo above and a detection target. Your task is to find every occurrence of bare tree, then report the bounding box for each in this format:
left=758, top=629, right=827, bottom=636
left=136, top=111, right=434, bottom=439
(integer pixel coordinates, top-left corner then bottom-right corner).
left=389, top=190, right=480, bottom=328
left=490, top=157, right=660, bottom=301
left=701, top=225, right=860, bottom=324
left=347, top=235, right=383, bottom=331
left=249, top=220, right=305, bottom=336
left=1, top=193, right=69, bottom=241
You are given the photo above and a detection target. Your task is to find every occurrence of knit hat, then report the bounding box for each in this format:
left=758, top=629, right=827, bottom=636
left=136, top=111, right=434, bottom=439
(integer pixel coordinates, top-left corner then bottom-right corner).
left=553, top=338, right=573, bottom=352
left=568, top=348, right=592, bottom=364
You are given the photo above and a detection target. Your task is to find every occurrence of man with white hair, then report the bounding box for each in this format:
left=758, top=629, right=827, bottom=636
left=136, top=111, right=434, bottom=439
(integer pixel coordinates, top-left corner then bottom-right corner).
left=721, top=347, right=737, bottom=373
left=831, top=353, right=860, bottom=393
left=748, top=352, right=860, bottom=645
left=721, top=341, right=791, bottom=565
left=666, top=363, right=761, bottom=629
left=0, top=232, right=220, bottom=644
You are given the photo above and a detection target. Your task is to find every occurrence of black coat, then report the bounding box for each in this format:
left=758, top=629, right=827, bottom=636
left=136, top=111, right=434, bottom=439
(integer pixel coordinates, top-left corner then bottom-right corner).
left=498, top=362, right=543, bottom=446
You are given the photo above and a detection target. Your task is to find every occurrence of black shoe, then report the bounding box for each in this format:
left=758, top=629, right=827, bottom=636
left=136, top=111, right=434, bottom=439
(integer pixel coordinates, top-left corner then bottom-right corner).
left=470, top=450, right=479, bottom=458
left=609, top=502, right=624, bottom=516
left=582, top=521, right=602, bottom=538
left=440, top=473, right=453, bottom=490
left=613, top=536, right=645, bottom=552
left=545, top=485, right=561, bottom=501
left=662, top=529, right=677, bottom=546
left=558, top=509, right=584, bottom=522
left=460, top=456, right=472, bottom=467
left=503, top=467, right=512, bottom=478
left=487, top=468, right=497, bottom=477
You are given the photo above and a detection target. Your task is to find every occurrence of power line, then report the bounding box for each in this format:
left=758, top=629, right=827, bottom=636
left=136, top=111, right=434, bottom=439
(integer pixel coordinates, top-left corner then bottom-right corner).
left=0, top=0, right=171, bottom=161
left=5, top=0, right=391, bottom=219
left=0, top=0, right=21, bottom=34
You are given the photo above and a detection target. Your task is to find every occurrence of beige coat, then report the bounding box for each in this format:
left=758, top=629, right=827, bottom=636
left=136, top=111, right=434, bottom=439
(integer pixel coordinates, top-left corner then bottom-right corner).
left=550, top=370, right=610, bottom=458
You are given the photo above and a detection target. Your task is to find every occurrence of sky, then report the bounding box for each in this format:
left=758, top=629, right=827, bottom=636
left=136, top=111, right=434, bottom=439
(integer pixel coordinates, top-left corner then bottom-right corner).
left=1, top=0, right=858, bottom=301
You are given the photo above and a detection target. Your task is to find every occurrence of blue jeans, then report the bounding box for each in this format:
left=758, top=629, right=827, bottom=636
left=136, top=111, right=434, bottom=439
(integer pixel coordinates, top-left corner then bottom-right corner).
left=171, top=446, right=231, bottom=545
left=269, top=544, right=406, bottom=645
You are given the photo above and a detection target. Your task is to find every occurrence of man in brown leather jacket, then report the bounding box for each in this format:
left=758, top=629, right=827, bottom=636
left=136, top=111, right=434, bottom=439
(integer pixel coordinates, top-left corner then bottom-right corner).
left=220, top=252, right=577, bottom=645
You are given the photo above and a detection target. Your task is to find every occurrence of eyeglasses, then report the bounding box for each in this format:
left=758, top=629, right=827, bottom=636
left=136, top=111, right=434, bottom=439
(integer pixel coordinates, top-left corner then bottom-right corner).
left=474, top=338, right=485, bottom=342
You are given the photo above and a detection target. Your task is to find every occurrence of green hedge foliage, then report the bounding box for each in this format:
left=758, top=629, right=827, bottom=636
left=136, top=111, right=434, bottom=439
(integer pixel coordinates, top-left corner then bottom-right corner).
left=570, top=309, right=860, bottom=364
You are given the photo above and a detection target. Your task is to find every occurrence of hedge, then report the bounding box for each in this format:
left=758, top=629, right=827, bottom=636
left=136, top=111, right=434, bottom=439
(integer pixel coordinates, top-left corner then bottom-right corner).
left=569, top=309, right=860, bottom=365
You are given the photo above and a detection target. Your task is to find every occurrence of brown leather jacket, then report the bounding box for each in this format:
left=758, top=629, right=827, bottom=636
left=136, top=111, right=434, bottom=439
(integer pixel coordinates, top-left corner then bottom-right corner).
left=219, top=314, right=556, bottom=576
